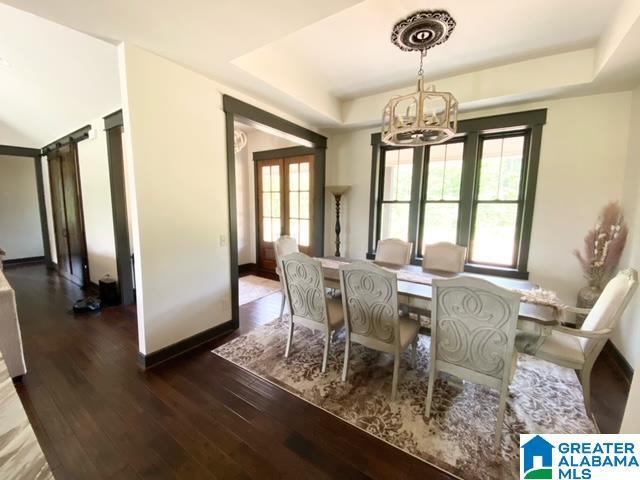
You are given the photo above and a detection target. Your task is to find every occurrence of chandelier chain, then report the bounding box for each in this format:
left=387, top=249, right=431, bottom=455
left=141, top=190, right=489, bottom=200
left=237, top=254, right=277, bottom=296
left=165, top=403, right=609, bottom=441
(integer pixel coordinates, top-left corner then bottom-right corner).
left=418, top=49, right=427, bottom=76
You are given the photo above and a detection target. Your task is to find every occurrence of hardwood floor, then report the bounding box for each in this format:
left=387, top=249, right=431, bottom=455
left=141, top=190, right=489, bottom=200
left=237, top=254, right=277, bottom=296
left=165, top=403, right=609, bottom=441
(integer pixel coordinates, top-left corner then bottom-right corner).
left=5, top=264, right=630, bottom=479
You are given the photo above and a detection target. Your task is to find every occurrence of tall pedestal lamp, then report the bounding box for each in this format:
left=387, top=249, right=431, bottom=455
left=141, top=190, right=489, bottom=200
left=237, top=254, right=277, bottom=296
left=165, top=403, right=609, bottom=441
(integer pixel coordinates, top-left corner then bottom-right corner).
left=326, top=185, right=350, bottom=257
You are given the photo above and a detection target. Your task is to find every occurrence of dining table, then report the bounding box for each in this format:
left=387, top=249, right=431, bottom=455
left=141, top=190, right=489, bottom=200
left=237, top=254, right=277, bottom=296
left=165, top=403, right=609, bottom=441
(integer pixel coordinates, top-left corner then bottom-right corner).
left=317, top=256, right=559, bottom=355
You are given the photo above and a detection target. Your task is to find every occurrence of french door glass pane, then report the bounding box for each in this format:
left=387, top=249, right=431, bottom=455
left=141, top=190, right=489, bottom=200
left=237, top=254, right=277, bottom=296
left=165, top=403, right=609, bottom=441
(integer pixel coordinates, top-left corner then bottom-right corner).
left=263, top=218, right=272, bottom=242
left=299, top=219, right=310, bottom=246
left=290, top=193, right=299, bottom=218
left=271, top=192, right=280, bottom=216
left=423, top=203, right=459, bottom=246
left=270, top=165, right=280, bottom=191
left=470, top=203, right=518, bottom=266
left=299, top=162, right=309, bottom=191
left=289, top=162, right=298, bottom=191
left=261, top=164, right=281, bottom=242
left=383, top=149, right=413, bottom=201
left=380, top=203, right=410, bottom=241
left=299, top=192, right=309, bottom=218
left=478, top=136, right=524, bottom=201
left=262, top=192, right=271, bottom=216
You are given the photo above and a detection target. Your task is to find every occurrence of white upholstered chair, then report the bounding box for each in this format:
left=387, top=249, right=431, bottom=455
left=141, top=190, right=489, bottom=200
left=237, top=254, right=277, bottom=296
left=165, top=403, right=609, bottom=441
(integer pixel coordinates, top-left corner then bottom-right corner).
left=426, top=276, right=520, bottom=449
left=422, top=242, right=467, bottom=273
left=531, top=268, right=638, bottom=416
left=275, top=236, right=299, bottom=319
left=281, top=252, right=344, bottom=373
left=339, top=261, right=419, bottom=400
left=375, top=238, right=413, bottom=265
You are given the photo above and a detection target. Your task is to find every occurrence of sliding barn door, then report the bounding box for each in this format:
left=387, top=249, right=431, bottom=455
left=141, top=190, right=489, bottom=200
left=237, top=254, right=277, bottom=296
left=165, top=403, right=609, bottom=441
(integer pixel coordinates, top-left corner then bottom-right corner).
left=256, top=154, right=314, bottom=272
left=48, top=144, right=89, bottom=287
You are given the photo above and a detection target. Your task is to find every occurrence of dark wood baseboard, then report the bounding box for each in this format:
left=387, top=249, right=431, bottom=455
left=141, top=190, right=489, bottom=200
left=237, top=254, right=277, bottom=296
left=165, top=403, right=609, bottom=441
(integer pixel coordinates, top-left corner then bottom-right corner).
left=2, top=256, right=46, bottom=268
left=605, top=340, right=634, bottom=383
left=239, top=262, right=257, bottom=276
left=137, top=319, right=235, bottom=370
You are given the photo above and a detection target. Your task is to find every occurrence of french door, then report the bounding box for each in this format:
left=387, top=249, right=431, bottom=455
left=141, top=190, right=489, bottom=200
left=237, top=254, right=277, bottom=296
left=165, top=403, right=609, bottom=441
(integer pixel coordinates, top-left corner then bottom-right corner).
left=256, top=154, right=314, bottom=272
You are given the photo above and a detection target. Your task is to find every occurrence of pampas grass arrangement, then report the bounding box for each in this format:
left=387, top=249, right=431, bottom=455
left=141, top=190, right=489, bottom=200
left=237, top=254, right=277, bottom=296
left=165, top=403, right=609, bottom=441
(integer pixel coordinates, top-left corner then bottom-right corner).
left=574, top=202, right=628, bottom=288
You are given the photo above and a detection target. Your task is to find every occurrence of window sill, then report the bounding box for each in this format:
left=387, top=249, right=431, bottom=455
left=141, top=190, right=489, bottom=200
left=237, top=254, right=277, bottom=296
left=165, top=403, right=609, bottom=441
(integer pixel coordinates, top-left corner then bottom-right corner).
left=464, top=263, right=529, bottom=280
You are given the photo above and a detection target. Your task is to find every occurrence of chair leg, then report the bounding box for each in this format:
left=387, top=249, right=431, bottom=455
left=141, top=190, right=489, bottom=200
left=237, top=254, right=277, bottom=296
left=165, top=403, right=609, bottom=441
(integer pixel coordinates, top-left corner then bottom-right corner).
left=279, top=293, right=286, bottom=320
left=494, top=382, right=509, bottom=451
left=425, top=368, right=436, bottom=417
left=284, top=321, right=294, bottom=358
left=322, top=331, right=331, bottom=373
left=391, top=354, right=400, bottom=400
left=341, top=336, right=351, bottom=382
left=411, top=336, right=418, bottom=369
left=580, top=367, right=593, bottom=417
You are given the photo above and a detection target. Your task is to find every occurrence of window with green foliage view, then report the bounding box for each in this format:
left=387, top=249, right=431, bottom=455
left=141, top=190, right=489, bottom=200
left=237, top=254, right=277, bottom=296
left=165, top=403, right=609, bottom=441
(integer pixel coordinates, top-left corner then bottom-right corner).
left=369, top=109, right=545, bottom=278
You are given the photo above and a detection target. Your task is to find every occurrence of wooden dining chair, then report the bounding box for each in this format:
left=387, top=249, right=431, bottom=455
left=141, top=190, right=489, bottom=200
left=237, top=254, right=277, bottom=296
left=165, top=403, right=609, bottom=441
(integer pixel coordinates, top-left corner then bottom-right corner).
left=375, top=238, right=413, bottom=265
left=339, top=261, right=420, bottom=400
left=281, top=252, right=344, bottom=373
left=422, top=242, right=466, bottom=273
left=425, top=276, right=520, bottom=450
left=275, top=235, right=299, bottom=319
left=529, top=268, right=638, bottom=416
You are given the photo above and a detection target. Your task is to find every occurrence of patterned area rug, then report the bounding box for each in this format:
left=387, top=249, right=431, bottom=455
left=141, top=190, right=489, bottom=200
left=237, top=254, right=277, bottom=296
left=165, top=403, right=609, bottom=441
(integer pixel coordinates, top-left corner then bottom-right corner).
left=238, top=275, right=281, bottom=306
left=213, top=317, right=597, bottom=479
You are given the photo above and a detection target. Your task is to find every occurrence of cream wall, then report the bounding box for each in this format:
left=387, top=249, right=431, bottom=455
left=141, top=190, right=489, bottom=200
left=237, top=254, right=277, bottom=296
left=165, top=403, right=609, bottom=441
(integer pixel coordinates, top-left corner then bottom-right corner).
left=0, top=155, right=44, bottom=260
left=620, top=86, right=640, bottom=434
left=326, top=91, right=634, bottom=350
left=77, top=117, right=118, bottom=283
left=119, top=42, right=323, bottom=355
left=119, top=44, right=230, bottom=354
left=615, top=85, right=640, bottom=368
left=236, top=129, right=297, bottom=265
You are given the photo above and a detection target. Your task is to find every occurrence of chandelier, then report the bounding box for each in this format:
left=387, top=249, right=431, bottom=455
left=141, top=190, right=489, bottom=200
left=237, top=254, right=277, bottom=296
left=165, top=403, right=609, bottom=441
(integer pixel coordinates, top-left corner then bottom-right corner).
left=382, top=10, right=458, bottom=147
left=234, top=130, right=247, bottom=153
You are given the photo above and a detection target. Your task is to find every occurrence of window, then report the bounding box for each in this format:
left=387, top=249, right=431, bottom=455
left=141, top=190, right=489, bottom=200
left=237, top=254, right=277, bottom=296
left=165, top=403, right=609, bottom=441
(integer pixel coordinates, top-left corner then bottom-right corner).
left=470, top=135, right=526, bottom=267
left=419, top=141, right=464, bottom=252
left=368, top=109, right=546, bottom=278
left=378, top=148, right=414, bottom=241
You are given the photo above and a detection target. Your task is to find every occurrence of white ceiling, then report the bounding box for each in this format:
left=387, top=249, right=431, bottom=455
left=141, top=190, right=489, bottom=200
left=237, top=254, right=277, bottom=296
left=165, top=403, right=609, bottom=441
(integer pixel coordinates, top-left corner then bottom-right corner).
left=236, top=0, right=623, bottom=100
left=1, top=0, right=639, bottom=136
left=0, top=3, right=120, bottom=147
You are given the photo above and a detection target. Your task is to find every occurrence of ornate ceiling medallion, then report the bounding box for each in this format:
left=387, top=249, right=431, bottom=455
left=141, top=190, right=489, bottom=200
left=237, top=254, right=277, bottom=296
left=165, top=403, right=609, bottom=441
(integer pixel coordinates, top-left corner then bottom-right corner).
left=382, top=10, right=459, bottom=147
left=234, top=130, right=247, bottom=153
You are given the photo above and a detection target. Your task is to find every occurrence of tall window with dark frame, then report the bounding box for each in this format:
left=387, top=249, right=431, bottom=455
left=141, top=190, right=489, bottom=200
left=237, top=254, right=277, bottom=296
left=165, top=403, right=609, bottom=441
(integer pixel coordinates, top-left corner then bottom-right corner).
left=368, top=109, right=545, bottom=278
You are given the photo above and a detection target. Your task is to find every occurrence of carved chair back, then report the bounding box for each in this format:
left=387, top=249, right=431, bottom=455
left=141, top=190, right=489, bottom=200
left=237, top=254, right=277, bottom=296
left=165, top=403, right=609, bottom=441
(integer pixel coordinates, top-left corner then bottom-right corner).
left=339, top=261, right=400, bottom=348
left=281, top=252, right=329, bottom=328
left=431, top=276, right=520, bottom=382
left=375, top=238, right=413, bottom=266
left=422, top=242, right=467, bottom=273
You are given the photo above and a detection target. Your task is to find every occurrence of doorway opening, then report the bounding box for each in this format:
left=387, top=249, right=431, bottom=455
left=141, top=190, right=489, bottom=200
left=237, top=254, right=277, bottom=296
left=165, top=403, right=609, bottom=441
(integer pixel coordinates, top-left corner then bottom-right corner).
left=224, top=95, right=327, bottom=330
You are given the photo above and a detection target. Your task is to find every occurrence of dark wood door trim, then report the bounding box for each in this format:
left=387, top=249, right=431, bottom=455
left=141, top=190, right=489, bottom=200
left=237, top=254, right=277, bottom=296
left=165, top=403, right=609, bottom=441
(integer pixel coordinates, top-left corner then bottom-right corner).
left=223, top=95, right=327, bottom=330
left=104, top=110, right=135, bottom=305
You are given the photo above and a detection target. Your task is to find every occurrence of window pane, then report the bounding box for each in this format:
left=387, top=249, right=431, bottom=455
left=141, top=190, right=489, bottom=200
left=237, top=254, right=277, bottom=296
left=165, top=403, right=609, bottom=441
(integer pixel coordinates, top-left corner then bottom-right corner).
left=427, top=143, right=463, bottom=201
left=478, top=136, right=524, bottom=201
left=271, top=192, right=280, bottom=217
left=262, top=192, right=271, bottom=217
left=383, top=149, right=413, bottom=201
left=270, top=165, right=280, bottom=191
left=272, top=218, right=281, bottom=241
left=290, top=218, right=299, bottom=244
left=299, top=162, right=309, bottom=191
left=299, top=219, right=310, bottom=246
left=470, top=203, right=518, bottom=266
left=422, top=203, right=459, bottom=246
left=263, top=218, right=272, bottom=242
left=499, top=136, right=524, bottom=200
left=289, top=192, right=299, bottom=219
left=380, top=203, right=410, bottom=241
left=299, top=192, right=309, bottom=219
left=262, top=166, right=271, bottom=192
left=289, top=163, right=298, bottom=191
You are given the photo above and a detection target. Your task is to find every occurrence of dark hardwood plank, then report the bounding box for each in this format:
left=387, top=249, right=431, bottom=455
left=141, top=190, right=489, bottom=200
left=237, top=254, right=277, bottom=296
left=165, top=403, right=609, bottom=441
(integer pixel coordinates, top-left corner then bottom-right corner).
left=4, top=264, right=629, bottom=480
